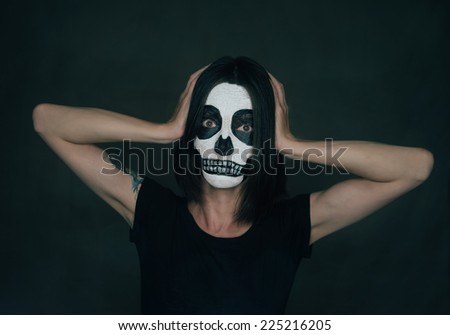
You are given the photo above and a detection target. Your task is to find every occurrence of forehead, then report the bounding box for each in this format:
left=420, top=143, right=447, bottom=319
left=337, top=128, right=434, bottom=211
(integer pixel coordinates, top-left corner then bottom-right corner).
left=205, top=83, right=252, bottom=111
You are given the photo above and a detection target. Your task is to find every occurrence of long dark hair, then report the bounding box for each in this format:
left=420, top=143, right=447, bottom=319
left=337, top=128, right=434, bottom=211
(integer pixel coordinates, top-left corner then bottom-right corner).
left=174, top=56, right=286, bottom=224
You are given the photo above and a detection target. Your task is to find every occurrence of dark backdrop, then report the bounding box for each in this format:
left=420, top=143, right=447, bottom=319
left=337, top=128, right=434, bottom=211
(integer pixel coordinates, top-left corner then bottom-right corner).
left=1, top=0, right=449, bottom=314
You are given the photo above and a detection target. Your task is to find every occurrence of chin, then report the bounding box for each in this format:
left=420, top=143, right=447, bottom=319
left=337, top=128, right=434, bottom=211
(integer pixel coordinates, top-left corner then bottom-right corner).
left=202, top=171, right=244, bottom=189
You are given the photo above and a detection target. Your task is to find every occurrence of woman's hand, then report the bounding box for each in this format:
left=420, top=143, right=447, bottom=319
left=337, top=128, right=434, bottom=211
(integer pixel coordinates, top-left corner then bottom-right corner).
left=166, top=65, right=208, bottom=141
left=269, top=73, right=296, bottom=152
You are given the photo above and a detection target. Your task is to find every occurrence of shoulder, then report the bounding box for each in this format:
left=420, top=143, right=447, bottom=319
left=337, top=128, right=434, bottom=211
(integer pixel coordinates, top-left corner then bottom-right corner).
left=272, top=193, right=310, bottom=214
left=133, top=177, right=182, bottom=223
left=135, top=177, right=177, bottom=200
left=267, top=193, right=311, bottom=229
left=130, top=177, right=184, bottom=242
left=264, top=193, right=312, bottom=256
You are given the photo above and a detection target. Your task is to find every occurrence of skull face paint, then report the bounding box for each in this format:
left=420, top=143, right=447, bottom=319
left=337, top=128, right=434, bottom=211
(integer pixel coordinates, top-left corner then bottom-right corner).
left=194, top=83, right=254, bottom=188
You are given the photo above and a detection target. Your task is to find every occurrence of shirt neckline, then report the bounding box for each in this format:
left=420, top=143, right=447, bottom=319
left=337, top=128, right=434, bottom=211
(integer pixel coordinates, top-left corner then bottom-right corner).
left=182, top=200, right=258, bottom=243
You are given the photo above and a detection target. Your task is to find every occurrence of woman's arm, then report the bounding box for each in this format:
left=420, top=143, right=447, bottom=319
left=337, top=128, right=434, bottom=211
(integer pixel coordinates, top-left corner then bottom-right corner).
left=269, top=74, right=434, bottom=244
left=33, top=67, right=205, bottom=226
left=33, top=104, right=183, bottom=144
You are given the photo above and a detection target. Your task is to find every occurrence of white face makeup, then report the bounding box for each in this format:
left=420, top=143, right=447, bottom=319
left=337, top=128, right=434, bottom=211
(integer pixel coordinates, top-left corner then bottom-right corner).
left=194, top=83, right=254, bottom=189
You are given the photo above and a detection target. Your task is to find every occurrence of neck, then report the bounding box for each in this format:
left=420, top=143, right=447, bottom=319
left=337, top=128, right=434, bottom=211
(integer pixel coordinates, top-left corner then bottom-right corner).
left=188, top=181, right=251, bottom=238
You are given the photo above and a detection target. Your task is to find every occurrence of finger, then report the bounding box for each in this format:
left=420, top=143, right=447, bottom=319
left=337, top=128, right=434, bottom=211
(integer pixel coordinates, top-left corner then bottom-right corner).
left=268, top=72, right=283, bottom=95
left=192, top=64, right=210, bottom=77
left=181, top=64, right=209, bottom=98
left=268, top=72, right=286, bottom=105
left=268, top=72, right=280, bottom=84
left=187, top=64, right=210, bottom=86
left=177, top=65, right=208, bottom=107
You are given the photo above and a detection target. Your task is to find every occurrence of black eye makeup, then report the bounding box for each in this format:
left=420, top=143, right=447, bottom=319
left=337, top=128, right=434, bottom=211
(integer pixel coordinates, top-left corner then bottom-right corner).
left=232, top=109, right=253, bottom=145
left=197, top=105, right=222, bottom=139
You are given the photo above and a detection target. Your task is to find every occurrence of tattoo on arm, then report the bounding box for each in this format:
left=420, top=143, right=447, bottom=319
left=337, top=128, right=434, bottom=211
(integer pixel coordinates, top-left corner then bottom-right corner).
left=120, top=165, right=143, bottom=198
left=130, top=171, right=144, bottom=198
left=106, top=152, right=144, bottom=198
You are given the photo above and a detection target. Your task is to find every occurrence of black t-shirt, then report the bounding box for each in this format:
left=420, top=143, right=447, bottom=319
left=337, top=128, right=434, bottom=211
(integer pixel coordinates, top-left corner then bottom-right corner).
left=130, top=178, right=312, bottom=314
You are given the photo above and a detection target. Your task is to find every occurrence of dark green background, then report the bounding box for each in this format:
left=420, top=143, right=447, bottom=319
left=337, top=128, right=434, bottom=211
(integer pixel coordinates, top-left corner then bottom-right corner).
left=1, top=0, right=449, bottom=314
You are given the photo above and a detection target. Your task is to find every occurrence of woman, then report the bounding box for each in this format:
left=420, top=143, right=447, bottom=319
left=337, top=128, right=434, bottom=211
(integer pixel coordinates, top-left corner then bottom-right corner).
left=33, top=56, right=434, bottom=314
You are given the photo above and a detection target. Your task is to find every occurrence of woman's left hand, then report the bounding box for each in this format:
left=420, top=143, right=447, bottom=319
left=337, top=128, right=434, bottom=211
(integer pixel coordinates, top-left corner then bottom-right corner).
left=269, top=73, right=295, bottom=152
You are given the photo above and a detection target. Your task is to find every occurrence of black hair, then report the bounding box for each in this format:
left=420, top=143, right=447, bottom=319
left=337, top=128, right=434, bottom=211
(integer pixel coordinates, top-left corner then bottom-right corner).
left=174, top=56, right=286, bottom=224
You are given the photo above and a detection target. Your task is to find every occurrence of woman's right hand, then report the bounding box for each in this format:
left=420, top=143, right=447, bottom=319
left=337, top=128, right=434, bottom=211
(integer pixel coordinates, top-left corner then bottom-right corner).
left=165, top=65, right=208, bottom=141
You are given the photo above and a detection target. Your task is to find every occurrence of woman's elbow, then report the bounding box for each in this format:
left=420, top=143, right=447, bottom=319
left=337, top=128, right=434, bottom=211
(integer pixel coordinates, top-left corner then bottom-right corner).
left=412, top=148, right=434, bottom=184
left=32, top=103, right=53, bottom=134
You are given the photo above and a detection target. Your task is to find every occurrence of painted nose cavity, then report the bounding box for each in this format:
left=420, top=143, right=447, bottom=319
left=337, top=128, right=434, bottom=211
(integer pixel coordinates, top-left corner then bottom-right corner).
left=214, top=136, right=234, bottom=156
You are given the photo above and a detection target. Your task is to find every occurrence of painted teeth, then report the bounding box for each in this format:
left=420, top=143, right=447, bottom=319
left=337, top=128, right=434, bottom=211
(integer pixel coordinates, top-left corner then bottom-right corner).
left=202, top=159, right=243, bottom=176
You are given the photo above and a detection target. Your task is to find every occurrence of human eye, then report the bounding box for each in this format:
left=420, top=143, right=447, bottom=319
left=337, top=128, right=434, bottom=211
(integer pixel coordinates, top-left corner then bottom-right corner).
left=202, top=119, right=217, bottom=128
left=236, top=124, right=253, bottom=133
left=232, top=109, right=253, bottom=134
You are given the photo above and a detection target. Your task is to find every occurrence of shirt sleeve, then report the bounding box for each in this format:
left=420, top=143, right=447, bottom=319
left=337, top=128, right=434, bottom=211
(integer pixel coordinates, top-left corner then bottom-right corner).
left=130, top=177, right=178, bottom=243
left=280, top=193, right=313, bottom=259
